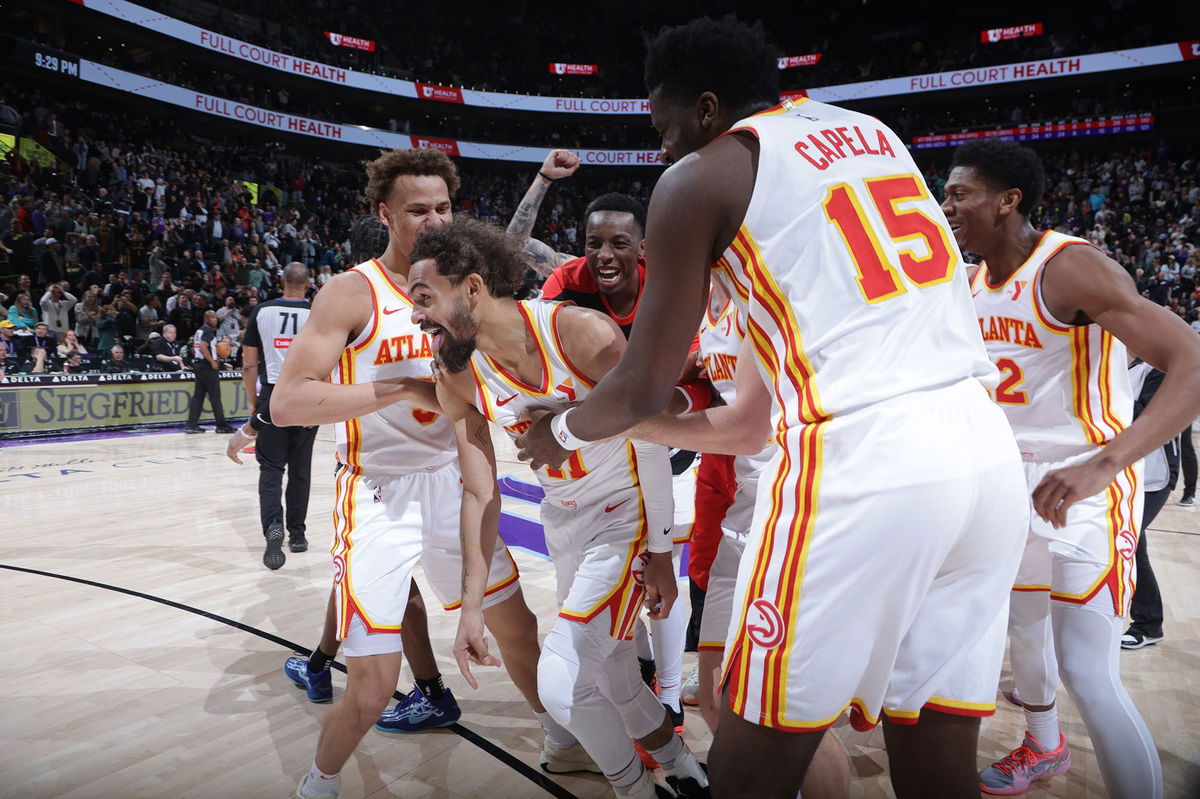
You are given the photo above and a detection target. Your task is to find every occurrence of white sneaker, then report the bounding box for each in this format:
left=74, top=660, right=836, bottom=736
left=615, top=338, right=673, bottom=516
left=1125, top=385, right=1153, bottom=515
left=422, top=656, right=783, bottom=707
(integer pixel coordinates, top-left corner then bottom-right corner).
left=612, top=764, right=663, bottom=798
left=296, top=774, right=339, bottom=799
left=680, top=665, right=701, bottom=707
left=540, top=739, right=603, bottom=774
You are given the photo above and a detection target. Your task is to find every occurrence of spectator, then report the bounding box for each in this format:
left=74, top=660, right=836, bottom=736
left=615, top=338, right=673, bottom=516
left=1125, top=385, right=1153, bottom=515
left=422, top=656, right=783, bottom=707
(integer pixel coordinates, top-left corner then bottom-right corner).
left=103, top=343, right=129, bottom=373
left=75, top=288, right=102, bottom=345
left=56, top=329, right=87, bottom=358
left=96, top=305, right=120, bottom=353
left=137, top=293, right=165, bottom=339
left=39, top=282, right=77, bottom=334
left=151, top=324, right=186, bottom=370
left=0, top=320, right=18, bottom=358
left=61, top=351, right=86, bottom=374
left=7, top=292, right=38, bottom=331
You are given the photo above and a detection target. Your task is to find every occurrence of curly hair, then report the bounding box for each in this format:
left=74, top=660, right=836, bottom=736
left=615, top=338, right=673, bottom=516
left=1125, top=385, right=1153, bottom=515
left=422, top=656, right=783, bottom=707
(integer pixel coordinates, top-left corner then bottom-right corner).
left=951, top=140, right=1046, bottom=216
left=584, top=193, right=646, bottom=237
left=411, top=216, right=528, bottom=299
left=363, top=148, right=461, bottom=212
left=644, top=16, right=779, bottom=110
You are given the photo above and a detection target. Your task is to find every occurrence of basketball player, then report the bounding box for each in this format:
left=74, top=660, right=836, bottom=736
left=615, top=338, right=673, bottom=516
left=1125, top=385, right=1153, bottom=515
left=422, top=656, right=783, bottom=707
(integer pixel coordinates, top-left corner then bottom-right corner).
left=271, top=150, right=590, bottom=799
left=517, top=17, right=1029, bottom=798
left=407, top=216, right=709, bottom=799
left=226, top=262, right=316, bottom=570
left=509, top=159, right=696, bottom=729
left=947, top=139, right=1200, bottom=798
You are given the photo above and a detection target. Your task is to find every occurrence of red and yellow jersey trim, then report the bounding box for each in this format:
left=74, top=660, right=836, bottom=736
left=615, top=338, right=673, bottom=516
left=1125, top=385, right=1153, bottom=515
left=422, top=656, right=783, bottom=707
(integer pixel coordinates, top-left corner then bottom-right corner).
left=979, top=230, right=1050, bottom=292
left=371, top=258, right=414, bottom=304
left=557, top=441, right=649, bottom=640
left=1050, top=463, right=1138, bottom=615
left=546, top=302, right=597, bottom=389
left=331, top=468, right=402, bottom=636
left=468, top=358, right=497, bottom=424
left=337, top=351, right=365, bottom=472
left=482, top=302, right=554, bottom=396
left=712, top=247, right=752, bottom=305
left=345, top=268, right=382, bottom=355
left=1069, top=328, right=1110, bottom=446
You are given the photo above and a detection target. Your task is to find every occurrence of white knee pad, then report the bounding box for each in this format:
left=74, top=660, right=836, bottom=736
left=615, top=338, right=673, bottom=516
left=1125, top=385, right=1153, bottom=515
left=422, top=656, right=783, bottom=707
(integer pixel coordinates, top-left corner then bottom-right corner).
left=597, top=644, right=669, bottom=740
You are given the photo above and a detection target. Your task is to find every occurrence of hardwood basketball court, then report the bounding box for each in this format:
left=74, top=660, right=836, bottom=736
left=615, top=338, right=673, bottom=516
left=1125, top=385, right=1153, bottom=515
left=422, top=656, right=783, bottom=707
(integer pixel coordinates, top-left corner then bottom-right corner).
left=3, top=427, right=1198, bottom=797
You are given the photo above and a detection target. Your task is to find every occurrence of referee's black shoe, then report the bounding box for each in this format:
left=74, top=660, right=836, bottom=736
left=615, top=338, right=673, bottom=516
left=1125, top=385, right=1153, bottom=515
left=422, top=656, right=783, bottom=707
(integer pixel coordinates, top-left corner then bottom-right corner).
left=263, top=523, right=286, bottom=570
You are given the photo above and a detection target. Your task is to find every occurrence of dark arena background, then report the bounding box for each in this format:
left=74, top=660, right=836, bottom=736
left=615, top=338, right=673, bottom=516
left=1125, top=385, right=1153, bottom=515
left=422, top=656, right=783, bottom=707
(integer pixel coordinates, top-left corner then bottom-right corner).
left=1, top=0, right=1198, bottom=796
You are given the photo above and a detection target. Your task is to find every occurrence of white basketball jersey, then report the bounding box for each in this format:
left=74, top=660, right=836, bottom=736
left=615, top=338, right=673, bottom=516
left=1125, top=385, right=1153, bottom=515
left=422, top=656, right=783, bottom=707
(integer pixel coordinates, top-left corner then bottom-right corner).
left=709, top=99, right=996, bottom=431
left=469, top=300, right=660, bottom=505
left=971, top=230, right=1132, bottom=458
left=334, top=259, right=456, bottom=476
left=698, top=296, right=773, bottom=530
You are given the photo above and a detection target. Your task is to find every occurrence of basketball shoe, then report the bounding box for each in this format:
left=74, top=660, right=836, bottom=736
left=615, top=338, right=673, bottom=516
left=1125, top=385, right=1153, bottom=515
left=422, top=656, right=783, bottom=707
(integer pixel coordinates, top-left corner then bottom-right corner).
left=979, top=732, right=1071, bottom=795
left=680, top=666, right=700, bottom=707
left=539, top=740, right=603, bottom=774
left=374, top=683, right=461, bottom=733
left=263, top=522, right=286, bottom=570
left=283, top=656, right=333, bottom=703
left=295, top=773, right=338, bottom=799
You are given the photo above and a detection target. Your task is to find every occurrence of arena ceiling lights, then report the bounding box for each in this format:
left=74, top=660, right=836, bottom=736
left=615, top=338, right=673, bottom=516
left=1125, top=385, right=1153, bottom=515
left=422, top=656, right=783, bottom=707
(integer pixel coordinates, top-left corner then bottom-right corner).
left=72, top=0, right=1200, bottom=114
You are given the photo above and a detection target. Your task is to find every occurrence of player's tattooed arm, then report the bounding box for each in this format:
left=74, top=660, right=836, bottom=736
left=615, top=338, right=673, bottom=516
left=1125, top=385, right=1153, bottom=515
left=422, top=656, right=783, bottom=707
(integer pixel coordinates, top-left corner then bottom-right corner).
left=508, top=149, right=581, bottom=276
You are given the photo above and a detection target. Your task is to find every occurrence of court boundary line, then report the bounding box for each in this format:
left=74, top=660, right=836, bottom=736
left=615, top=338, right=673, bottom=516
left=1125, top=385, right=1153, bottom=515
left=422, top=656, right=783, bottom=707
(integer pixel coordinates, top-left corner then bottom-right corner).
left=0, top=562, right=580, bottom=799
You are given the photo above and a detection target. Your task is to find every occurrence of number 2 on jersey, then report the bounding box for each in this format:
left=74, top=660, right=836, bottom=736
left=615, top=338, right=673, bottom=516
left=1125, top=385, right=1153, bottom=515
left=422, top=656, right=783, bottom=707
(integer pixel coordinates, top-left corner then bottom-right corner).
left=822, top=174, right=956, bottom=303
left=994, top=358, right=1029, bottom=405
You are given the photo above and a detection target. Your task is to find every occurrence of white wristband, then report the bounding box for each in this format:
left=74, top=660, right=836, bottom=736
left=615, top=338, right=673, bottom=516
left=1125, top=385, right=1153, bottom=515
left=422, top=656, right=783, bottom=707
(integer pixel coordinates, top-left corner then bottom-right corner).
left=550, top=408, right=589, bottom=451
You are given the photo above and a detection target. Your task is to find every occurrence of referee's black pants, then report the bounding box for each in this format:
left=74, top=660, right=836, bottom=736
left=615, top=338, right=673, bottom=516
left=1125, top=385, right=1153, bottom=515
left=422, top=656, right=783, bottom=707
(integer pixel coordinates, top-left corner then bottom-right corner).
left=253, top=385, right=317, bottom=540
left=186, top=363, right=227, bottom=426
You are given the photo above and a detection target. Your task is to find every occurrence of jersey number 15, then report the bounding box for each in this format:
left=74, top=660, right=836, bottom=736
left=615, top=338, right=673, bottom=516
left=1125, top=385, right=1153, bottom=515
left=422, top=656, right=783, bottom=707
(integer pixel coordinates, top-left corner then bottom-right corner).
left=823, top=173, right=957, bottom=304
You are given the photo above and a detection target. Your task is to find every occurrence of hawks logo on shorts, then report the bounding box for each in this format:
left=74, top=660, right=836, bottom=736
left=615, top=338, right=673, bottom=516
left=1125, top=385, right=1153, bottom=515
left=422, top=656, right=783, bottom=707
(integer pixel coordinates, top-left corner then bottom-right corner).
left=745, top=598, right=786, bottom=650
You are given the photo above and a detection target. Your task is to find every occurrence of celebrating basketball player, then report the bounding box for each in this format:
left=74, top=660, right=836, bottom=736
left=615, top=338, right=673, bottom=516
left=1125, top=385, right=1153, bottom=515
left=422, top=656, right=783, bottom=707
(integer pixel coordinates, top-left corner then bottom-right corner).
left=947, top=139, right=1200, bottom=799
left=509, top=160, right=697, bottom=735
left=408, top=216, right=710, bottom=799
left=271, top=149, right=592, bottom=799
left=517, top=17, right=1029, bottom=798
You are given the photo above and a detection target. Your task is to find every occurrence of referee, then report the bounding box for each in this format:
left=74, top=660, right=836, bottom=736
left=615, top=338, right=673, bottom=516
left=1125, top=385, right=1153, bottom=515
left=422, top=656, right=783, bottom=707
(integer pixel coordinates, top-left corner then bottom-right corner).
left=227, top=263, right=316, bottom=570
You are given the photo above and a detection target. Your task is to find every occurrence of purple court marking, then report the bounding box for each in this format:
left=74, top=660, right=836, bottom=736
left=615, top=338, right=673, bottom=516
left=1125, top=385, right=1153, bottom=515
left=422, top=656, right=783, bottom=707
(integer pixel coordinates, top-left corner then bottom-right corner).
left=498, top=478, right=690, bottom=577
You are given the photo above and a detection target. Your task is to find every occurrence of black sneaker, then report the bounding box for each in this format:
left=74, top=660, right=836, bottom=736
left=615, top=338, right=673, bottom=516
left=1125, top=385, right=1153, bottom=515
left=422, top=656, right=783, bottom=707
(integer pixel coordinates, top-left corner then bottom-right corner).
left=1121, top=628, right=1164, bottom=650
left=263, top=523, right=286, bottom=570
left=1177, top=495, right=1195, bottom=507
left=289, top=535, right=309, bottom=553
left=666, top=762, right=710, bottom=798
left=183, top=425, right=204, bottom=434
left=664, top=702, right=684, bottom=732
left=214, top=424, right=236, bottom=434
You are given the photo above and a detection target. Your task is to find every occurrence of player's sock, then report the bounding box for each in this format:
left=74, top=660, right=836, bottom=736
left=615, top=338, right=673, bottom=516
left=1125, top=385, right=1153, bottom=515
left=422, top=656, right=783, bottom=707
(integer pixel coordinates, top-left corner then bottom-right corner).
left=647, top=734, right=708, bottom=786
left=307, top=760, right=340, bottom=790
left=607, top=753, right=646, bottom=791
left=308, top=647, right=335, bottom=673
left=416, top=674, right=446, bottom=700
left=534, top=710, right=578, bottom=749
left=1024, top=705, right=1059, bottom=749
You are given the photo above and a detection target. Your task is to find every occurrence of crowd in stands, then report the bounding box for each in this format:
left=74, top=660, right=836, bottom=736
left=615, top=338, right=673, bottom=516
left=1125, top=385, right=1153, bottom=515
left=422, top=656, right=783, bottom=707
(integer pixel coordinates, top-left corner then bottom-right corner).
left=121, top=0, right=1179, bottom=98
left=2, top=79, right=1196, bottom=381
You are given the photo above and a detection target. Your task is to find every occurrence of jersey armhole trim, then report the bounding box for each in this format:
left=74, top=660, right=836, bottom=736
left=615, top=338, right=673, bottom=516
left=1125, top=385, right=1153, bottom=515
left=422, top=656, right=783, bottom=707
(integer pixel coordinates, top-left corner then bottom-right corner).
left=1033, top=241, right=1093, bottom=334
left=345, top=270, right=381, bottom=353
left=548, top=302, right=597, bottom=389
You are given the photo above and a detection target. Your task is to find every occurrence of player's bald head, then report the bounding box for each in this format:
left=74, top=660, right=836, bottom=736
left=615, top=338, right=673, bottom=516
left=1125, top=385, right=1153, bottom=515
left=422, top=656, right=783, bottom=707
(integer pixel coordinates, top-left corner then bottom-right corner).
left=283, top=262, right=310, bottom=287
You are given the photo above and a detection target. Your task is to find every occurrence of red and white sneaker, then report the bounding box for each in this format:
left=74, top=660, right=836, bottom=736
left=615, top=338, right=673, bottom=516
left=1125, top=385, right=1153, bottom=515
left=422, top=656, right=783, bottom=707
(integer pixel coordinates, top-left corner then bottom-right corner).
left=979, top=732, right=1071, bottom=795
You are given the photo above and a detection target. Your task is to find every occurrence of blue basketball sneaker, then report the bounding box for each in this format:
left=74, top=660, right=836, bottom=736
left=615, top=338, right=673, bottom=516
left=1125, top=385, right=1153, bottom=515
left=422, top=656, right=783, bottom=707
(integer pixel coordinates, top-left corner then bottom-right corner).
left=284, top=655, right=333, bottom=703
left=374, top=683, right=461, bottom=733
